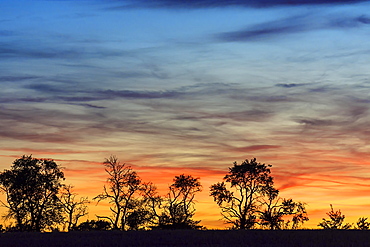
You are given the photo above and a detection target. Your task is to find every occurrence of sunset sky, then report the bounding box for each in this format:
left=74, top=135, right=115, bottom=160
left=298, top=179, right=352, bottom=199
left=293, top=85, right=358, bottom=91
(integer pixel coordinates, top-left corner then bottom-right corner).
left=1, top=0, right=370, bottom=228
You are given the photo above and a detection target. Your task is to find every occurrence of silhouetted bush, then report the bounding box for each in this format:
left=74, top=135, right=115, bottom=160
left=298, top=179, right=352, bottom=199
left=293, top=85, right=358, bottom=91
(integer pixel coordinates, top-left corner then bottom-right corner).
left=73, top=220, right=111, bottom=231
left=318, top=205, right=351, bottom=229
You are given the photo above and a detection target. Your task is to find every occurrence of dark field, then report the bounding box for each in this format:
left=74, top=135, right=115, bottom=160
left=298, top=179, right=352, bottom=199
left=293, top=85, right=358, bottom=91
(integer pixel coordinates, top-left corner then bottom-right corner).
left=1, top=230, right=370, bottom=247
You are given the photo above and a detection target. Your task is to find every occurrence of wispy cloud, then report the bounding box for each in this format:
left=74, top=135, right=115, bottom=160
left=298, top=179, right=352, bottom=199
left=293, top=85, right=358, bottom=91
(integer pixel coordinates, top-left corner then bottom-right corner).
left=3, top=82, right=370, bottom=161
left=108, top=0, right=370, bottom=9
left=216, top=14, right=370, bottom=42
left=0, top=39, right=129, bottom=60
left=0, top=75, right=40, bottom=82
left=276, top=83, right=308, bottom=88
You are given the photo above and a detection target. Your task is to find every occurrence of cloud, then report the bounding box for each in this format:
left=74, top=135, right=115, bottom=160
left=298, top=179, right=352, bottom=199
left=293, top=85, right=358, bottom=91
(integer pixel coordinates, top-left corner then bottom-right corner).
left=3, top=81, right=370, bottom=176
left=0, top=43, right=82, bottom=59
left=0, top=83, right=273, bottom=148
left=23, top=84, right=186, bottom=102
left=99, top=89, right=184, bottom=99
left=276, top=83, right=307, bottom=88
left=109, top=0, right=370, bottom=9
left=218, top=26, right=299, bottom=42
left=0, top=129, right=77, bottom=143
left=358, top=15, right=370, bottom=24
left=25, top=84, right=69, bottom=94
left=296, top=118, right=335, bottom=127
left=216, top=14, right=370, bottom=42
left=230, top=145, right=281, bottom=153
left=0, top=75, right=40, bottom=82
left=23, top=82, right=241, bottom=103
left=0, top=41, right=127, bottom=60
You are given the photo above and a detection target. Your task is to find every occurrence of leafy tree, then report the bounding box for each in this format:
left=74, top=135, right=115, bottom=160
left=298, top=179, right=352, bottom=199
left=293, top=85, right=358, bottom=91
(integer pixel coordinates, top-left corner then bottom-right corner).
left=126, top=207, right=152, bottom=230
left=258, top=187, right=281, bottom=229
left=74, top=219, right=111, bottom=231
left=318, top=204, right=352, bottom=229
left=126, top=182, right=161, bottom=230
left=285, top=201, right=309, bottom=230
left=0, top=155, right=65, bottom=232
left=94, top=155, right=142, bottom=230
left=210, top=158, right=274, bottom=229
left=259, top=188, right=308, bottom=230
left=356, top=217, right=370, bottom=230
left=59, top=185, right=89, bottom=231
left=157, top=174, right=202, bottom=229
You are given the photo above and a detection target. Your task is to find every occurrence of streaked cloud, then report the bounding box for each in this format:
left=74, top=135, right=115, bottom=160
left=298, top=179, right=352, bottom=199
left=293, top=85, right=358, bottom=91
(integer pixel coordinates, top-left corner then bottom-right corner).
left=217, top=14, right=370, bottom=42
left=110, top=0, right=370, bottom=9
left=0, top=41, right=127, bottom=60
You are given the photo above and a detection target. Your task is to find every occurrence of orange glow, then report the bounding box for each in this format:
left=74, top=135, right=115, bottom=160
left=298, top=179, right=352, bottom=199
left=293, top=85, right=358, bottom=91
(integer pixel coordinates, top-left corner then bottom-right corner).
left=2, top=150, right=370, bottom=230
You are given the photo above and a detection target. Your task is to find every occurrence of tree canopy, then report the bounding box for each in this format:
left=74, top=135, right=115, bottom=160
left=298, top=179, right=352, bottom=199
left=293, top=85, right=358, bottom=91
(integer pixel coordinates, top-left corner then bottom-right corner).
left=157, top=174, right=203, bottom=229
left=318, top=205, right=351, bottom=229
left=0, top=155, right=65, bottom=231
left=210, top=158, right=275, bottom=229
left=210, top=158, right=308, bottom=230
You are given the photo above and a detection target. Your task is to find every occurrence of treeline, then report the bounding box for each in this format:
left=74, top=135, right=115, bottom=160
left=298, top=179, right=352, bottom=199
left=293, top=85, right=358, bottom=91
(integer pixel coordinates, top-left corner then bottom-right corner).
left=0, top=155, right=367, bottom=232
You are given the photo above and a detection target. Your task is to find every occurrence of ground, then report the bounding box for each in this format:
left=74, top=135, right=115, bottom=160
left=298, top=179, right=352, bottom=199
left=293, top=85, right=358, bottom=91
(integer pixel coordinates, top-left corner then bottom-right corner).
left=1, top=230, right=369, bottom=247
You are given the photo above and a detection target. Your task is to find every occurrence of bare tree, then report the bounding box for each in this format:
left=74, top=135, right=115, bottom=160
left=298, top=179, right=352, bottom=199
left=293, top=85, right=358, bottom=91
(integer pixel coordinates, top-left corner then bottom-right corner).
left=94, top=155, right=142, bottom=230
left=59, top=185, right=89, bottom=231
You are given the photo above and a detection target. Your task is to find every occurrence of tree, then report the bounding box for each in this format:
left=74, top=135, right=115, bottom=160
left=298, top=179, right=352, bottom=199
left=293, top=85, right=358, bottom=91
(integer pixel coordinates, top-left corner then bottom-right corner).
left=258, top=187, right=281, bottom=229
left=285, top=200, right=309, bottom=230
left=0, top=155, right=65, bottom=231
left=157, top=174, right=202, bottom=229
left=59, top=185, right=89, bottom=231
left=126, top=182, right=161, bottom=230
left=356, top=217, right=370, bottom=230
left=259, top=189, right=308, bottom=230
left=126, top=207, right=152, bottom=230
left=210, top=158, right=274, bottom=229
left=94, top=155, right=142, bottom=230
left=318, top=204, right=352, bottom=229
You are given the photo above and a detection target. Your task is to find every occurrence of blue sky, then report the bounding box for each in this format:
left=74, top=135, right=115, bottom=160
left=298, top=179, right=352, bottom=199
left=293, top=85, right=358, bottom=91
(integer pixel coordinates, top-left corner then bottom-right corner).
left=2, top=0, right=370, bottom=228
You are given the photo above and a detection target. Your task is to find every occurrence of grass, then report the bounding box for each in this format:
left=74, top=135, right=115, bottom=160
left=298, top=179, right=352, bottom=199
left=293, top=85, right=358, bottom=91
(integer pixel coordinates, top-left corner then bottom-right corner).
left=1, top=230, right=370, bottom=247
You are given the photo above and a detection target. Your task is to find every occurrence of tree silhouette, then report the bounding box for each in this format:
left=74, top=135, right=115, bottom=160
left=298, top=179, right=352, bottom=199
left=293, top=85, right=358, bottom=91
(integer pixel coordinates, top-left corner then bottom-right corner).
left=210, top=158, right=275, bottom=229
left=126, top=182, right=161, bottom=230
left=94, top=155, right=142, bottom=230
left=318, top=204, right=352, bottom=229
left=258, top=187, right=282, bottom=229
left=285, top=200, right=309, bottom=229
left=0, top=155, right=65, bottom=232
left=356, top=217, right=370, bottom=230
left=157, top=174, right=202, bottom=229
left=59, top=185, right=89, bottom=231
left=126, top=207, right=152, bottom=230
left=259, top=189, right=308, bottom=230
left=74, top=219, right=111, bottom=231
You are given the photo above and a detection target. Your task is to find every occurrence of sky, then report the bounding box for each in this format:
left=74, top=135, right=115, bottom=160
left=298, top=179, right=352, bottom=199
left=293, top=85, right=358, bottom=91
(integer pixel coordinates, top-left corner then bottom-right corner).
left=1, top=0, right=370, bottom=229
